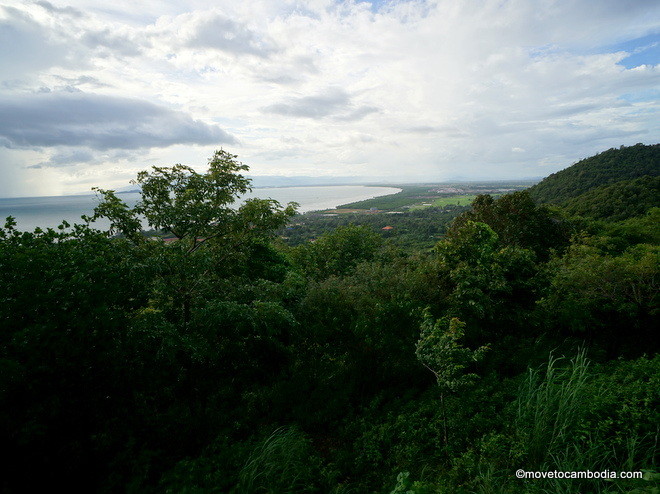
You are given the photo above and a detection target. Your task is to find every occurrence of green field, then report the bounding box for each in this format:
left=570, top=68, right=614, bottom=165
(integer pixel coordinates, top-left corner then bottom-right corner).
left=409, top=194, right=480, bottom=210
left=337, top=186, right=429, bottom=210
left=338, top=182, right=531, bottom=211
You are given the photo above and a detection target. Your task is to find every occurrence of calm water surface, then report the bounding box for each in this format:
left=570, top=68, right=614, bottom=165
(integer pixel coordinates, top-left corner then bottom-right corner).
left=0, top=185, right=401, bottom=231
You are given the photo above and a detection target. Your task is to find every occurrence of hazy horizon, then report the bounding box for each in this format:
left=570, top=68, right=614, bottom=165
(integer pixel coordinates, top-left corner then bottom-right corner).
left=0, top=175, right=543, bottom=199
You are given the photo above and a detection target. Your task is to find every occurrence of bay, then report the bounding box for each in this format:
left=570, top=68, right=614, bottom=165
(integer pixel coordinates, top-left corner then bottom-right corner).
left=0, top=185, right=401, bottom=232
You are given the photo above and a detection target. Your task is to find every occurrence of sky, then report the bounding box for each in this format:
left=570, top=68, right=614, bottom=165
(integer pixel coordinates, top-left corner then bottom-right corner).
left=0, top=0, right=658, bottom=197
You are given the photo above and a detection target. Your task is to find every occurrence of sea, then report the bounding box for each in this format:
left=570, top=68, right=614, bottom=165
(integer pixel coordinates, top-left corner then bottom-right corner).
left=0, top=185, right=401, bottom=232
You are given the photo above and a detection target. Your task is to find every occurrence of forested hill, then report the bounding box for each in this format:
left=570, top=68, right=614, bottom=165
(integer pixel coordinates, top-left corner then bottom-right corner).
left=528, top=143, right=660, bottom=205
left=561, top=175, right=660, bottom=221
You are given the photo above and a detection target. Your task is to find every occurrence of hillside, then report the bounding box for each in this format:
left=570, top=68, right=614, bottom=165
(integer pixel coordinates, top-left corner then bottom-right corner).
left=561, top=175, right=660, bottom=221
left=528, top=143, right=659, bottom=204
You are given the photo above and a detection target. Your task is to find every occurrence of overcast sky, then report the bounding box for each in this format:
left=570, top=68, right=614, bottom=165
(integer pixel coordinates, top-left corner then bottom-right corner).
left=0, top=0, right=658, bottom=197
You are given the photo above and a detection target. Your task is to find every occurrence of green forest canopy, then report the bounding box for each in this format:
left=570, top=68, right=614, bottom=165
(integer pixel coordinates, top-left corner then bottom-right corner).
left=528, top=142, right=660, bottom=204
left=1, top=145, right=658, bottom=493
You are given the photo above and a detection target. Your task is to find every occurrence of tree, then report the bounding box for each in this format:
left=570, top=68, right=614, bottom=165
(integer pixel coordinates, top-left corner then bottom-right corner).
left=447, top=191, right=570, bottom=260
left=89, top=149, right=296, bottom=249
left=291, top=224, right=382, bottom=279
left=415, top=311, right=489, bottom=449
left=88, top=149, right=298, bottom=328
left=539, top=241, right=659, bottom=356
left=0, top=218, right=151, bottom=491
left=435, top=221, right=538, bottom=338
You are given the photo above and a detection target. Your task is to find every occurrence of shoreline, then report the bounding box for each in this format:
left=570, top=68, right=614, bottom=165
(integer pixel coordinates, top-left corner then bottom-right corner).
left=0, top=185, right=404, bottom=231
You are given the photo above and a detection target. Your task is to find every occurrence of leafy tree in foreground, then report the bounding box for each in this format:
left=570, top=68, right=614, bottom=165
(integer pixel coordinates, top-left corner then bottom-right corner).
left=1, top=150, right=300, bottom=491
left=89, top=149, right=298, bottom=328
left=0, top=219, right=151, bottom=491
left=416, top=312, right=489, bottom=450
left=89, top=149, right=297, bottom=250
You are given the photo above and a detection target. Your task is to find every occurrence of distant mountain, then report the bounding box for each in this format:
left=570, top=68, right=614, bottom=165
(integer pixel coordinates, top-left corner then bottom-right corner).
left=115, top=186, right=141, bottom=194
left=107, top=177, right=369, bottom=194
left=248, top=175, right=369, bottom=187
left=528, top=143, right=659, bottom=205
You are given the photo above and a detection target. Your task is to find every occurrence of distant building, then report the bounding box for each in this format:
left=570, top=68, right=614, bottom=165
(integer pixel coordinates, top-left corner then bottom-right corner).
left=381, top=226, right=394, bottom=231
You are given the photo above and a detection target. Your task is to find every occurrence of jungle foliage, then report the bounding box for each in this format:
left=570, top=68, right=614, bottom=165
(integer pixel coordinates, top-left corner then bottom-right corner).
left=1, top=146, right=658, bottom=493
left=528, top=143, right=660, bottom=205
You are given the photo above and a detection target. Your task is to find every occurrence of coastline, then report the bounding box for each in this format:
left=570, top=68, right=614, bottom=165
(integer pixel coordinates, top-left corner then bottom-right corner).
left=0, top=185, right=403, bottom=231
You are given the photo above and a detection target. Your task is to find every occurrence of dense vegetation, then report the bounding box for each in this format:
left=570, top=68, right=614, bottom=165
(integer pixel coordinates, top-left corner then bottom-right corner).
left=282, top=181, right=535, bottom=250
left=1, top=147, right=658, bottom=493
left=528, top=143, right=659, bottom=204
left=560, top=175, right=660, bottom=221
left=278, top=206, right=468, bottom=249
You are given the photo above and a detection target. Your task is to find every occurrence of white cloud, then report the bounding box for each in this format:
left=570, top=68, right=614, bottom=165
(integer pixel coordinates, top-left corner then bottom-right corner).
left=0, top=5, right=72, bottom=80
left=0, top=0, right=658, bottom=195
left=262, top=87, right=379, bottom=120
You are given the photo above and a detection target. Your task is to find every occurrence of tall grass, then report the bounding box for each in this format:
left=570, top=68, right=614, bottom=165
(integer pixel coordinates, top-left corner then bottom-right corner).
left=512, top=351, right=658, bottom=493
left=235, top=427, right=320, bottom=494
left=515, top=349, right=592, bottom=469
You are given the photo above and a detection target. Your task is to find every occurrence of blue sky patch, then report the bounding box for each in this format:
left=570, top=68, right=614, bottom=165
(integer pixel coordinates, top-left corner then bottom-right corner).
left=606, top=33, right=659, bottom=68
left=619, top=87, right=660, bottom=104
left=361, top=0, right=389, bottom=11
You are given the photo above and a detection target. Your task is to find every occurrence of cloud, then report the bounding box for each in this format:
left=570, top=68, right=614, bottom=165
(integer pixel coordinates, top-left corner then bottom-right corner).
left=0, top=5, right=71, bottom=79
left=255, top=74, right=299, bottom=85
left=253, top=56, right=318, bottom=85
left=0, top=0, right=659, bottom=194
left=334, top=105, right=380, bottom=121
left=0, top=92, right=235, bottom=150
left=190, top=15, right=273, bottom=56
left=157, top=10, right=278, bottom=58
left=263, top=89, right=350, bottom=118
left=262, top=88, right=379, bottom=121
left=27, top=147, right=146, bottom=169
left=560, top=126, right=648, bottom=145
left=28, top=148, right=96, bottom=169
left=52, top=75, right=111, bottom=89
left=34, top=1, right=84, bottom=19
left=81, top=28, right=144, bottom=57
left=0, top=3, right=147, bottom=81
left=402, top=125, right=469, bottom=138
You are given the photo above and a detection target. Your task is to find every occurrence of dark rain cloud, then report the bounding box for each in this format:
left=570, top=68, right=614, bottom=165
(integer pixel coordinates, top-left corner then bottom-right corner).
left=27, top=148, right=144, bottom=169
left=0, top=92, right=235, bottom=151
